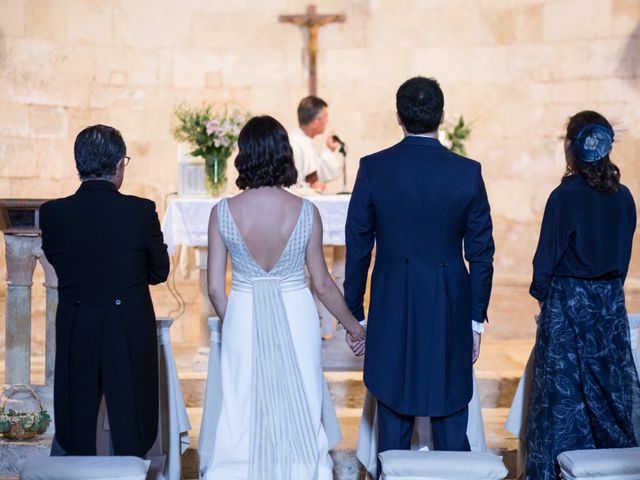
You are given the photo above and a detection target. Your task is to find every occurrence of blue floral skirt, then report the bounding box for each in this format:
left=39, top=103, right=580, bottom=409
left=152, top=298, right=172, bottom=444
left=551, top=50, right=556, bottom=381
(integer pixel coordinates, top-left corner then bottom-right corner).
left=526, top=277, right=640, bottom=480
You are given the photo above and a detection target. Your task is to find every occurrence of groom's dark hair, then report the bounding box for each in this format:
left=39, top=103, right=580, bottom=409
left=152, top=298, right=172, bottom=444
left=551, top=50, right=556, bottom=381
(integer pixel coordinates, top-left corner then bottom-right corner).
left=396, top=76, right=444, bottom=134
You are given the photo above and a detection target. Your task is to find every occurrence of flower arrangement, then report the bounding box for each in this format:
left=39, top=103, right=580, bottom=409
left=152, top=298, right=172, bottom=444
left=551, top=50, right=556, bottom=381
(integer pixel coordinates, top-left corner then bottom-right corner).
left=0, top=409, right=51, bottom=440
left=173, top=104, right=248, bottom=196
left=439, top=115, right=472, bottom=156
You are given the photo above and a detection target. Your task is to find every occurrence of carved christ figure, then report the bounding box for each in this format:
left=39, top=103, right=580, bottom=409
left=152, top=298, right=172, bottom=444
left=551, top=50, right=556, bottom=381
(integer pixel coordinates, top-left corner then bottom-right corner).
left=279, top=5, right=345, bottom=95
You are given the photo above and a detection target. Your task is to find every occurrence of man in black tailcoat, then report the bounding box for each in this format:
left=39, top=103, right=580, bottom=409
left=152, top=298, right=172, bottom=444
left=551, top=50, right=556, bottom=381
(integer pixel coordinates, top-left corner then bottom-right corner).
left=41, top=124, right=169, bottom=456
left=345, top=77, right=494, bottom=462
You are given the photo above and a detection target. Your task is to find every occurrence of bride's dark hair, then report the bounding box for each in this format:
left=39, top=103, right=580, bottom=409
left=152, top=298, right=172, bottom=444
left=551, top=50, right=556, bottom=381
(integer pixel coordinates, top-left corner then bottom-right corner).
left=235, top=116, right=298, bottom=190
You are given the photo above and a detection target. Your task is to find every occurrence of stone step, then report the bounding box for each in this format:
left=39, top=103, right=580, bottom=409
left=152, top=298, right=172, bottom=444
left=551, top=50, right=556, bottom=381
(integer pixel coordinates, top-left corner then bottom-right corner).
left=179, top=370, right=521, bottom=410
left=181, top=406, right=518, bottom=480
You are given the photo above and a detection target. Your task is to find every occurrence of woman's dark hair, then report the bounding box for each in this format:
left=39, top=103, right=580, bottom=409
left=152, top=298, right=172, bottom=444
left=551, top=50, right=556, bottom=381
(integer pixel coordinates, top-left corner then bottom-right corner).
left=564, top=110, right=620, bottom=193
left=235, top=116, right=298, bottom=190
left=74, top=124, right=126, bottom=179
left=396, top=76, right=444, bottom=134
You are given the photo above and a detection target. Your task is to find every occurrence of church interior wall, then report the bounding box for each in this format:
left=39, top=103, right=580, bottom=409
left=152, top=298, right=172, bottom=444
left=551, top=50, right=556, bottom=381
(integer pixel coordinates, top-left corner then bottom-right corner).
left=1, top=0, right=640, bottom=324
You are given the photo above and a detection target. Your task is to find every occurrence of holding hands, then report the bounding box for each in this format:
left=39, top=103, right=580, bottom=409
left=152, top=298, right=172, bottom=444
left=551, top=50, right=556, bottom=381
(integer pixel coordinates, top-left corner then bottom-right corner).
left=346, top=323, right=366, bottom=357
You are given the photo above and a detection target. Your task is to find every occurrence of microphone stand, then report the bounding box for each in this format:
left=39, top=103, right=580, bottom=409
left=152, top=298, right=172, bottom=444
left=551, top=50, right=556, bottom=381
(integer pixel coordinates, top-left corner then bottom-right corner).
left=334, top=137, right=350, bottom=195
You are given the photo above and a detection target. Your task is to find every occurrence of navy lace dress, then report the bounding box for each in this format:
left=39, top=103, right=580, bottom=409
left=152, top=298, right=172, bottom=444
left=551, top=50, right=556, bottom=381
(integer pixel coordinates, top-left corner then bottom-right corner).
left=527, top=175, right=640, bottom=480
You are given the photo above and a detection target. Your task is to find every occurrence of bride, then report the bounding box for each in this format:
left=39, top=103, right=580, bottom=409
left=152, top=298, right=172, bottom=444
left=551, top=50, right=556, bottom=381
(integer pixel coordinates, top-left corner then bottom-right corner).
left=204, top=115, right=366, bottom=479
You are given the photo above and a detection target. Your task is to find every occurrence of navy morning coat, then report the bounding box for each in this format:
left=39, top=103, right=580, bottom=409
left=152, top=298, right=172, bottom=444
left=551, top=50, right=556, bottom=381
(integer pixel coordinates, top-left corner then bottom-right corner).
left=344, top=135, right=495, bottom=416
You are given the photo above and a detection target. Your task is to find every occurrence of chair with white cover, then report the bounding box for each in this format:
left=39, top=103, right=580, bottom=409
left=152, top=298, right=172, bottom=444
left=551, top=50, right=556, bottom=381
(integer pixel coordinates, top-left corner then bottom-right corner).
left=18, top=456, right=150, bottom=480
left=96, top=317, right=191, bottom=480
left=357, top=369, right=487, bottom=479
left=197, top=317, right=224, bottom=477
left=379, top=450, right=508, bottom=480
left=30, top=317, right=190, bottom=480
left=557, top=447, right=640, bottom=480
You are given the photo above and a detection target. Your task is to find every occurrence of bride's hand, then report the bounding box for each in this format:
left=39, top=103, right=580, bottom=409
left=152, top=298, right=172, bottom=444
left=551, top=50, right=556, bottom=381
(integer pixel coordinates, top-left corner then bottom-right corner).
left=348, top=323, right=366, bottom=342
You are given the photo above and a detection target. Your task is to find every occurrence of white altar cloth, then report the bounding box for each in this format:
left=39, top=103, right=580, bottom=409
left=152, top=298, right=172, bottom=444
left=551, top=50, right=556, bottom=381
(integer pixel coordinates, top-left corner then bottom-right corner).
left=161, top=195, right=350, bottom=254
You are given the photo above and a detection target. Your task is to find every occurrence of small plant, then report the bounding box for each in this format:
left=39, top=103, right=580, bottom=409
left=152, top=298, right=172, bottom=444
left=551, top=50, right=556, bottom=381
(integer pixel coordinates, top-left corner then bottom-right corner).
left=440, top=116, right=472, bottom=156
left=173, top=103, right=248, bottom=196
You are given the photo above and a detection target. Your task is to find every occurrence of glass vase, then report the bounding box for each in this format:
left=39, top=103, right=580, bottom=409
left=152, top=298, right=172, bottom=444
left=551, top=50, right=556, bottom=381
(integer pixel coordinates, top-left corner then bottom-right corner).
left=204, top=153, right=229, bottom=197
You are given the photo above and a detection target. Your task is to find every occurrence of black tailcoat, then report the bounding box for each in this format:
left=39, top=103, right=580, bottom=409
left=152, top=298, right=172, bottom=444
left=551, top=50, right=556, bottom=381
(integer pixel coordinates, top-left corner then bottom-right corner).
left=40, top=180, right=169, bottom=455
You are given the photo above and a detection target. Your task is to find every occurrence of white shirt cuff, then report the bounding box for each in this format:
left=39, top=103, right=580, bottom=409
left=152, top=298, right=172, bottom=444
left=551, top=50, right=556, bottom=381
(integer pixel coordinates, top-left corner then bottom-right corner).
left=472, top=320, right=484, bottom=334
left=359, top=319, right=367, bottom=327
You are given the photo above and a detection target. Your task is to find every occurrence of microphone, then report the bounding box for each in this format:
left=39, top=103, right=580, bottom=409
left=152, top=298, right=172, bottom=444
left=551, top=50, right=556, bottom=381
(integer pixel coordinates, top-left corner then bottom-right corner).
left=332, top=134, right=347, bottom=156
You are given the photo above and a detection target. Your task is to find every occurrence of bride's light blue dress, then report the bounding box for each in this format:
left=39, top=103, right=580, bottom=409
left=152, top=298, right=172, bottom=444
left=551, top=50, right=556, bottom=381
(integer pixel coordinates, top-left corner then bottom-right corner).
left=204, top=198, right=334, bottom=480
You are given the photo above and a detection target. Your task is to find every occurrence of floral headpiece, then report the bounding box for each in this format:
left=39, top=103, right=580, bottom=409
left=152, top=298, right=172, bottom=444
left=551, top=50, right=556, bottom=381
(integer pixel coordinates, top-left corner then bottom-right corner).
left=573, top=124, right=614, bottom=163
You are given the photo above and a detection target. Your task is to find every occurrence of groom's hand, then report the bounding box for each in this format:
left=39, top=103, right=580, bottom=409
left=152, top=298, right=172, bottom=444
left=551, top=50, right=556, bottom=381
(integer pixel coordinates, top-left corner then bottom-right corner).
left=346, top=331, right=365, bottom=356
left=472, top=331, right=481, bottom=364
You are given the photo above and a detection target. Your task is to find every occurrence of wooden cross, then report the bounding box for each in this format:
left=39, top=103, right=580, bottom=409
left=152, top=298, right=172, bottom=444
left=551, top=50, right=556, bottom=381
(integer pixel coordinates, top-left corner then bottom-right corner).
left=279, top=5, right=345, bottom=96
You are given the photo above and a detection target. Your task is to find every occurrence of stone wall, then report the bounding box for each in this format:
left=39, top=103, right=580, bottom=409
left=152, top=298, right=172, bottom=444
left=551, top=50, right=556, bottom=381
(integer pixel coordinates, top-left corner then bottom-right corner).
left=1, top=0, right=640, bottom=295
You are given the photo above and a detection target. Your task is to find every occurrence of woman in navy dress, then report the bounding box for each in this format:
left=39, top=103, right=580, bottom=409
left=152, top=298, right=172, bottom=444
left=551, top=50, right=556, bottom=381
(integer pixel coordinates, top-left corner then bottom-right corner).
left=527, top=110, right=640, bottom=479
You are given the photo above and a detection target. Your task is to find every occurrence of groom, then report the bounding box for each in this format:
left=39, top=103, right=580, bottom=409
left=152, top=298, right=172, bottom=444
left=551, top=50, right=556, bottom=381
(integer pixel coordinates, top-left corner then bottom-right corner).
left=344, top=77, right=494, bottom=460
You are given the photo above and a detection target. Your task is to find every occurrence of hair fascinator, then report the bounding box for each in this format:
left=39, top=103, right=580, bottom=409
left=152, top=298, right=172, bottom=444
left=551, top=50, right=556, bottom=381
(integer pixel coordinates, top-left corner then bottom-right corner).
left=573, top=124, right=614, bottom=163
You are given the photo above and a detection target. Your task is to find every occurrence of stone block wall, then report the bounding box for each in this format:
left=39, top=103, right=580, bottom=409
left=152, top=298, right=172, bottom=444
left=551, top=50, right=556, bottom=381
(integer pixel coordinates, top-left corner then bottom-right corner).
left=1, top=0, right=639, bottom=298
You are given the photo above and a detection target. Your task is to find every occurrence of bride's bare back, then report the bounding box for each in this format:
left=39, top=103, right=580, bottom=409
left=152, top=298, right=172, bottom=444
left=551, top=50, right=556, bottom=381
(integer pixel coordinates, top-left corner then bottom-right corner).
left=226, top=187, right=302, bottom=273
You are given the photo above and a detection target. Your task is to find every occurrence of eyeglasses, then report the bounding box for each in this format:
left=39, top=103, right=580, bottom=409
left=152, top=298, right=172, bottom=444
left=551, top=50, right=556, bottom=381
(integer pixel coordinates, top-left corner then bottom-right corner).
left=123, top=156, right=131, bottom=166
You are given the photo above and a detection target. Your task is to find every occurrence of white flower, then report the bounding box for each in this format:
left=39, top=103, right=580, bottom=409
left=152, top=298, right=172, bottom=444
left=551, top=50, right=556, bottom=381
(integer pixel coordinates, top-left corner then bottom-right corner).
left=205, top=120, right=219, bottom=136
left=584, top=135, right=599, bottom=151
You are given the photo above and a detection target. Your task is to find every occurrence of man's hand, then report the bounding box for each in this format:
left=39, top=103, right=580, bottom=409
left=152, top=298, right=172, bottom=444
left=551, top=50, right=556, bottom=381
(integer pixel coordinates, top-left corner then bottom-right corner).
left=472, top=331, right=481, bottom=364
left=346, top=329, right=366, bottom=356
left=310, top=180, right=326, bottom=192
left=326, top=130, right=339, bottom=152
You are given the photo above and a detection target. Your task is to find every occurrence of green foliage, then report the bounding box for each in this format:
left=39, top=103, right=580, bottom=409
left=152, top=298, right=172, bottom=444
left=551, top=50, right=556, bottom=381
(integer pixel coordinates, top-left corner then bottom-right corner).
left=444, top=116, right=472, bottom=156
left=0, top=408, right=51, bottom=433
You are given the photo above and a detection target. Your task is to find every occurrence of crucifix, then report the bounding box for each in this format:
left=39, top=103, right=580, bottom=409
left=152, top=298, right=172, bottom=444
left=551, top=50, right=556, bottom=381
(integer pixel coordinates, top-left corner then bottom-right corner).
left=279, top=4, right=345, bottom=96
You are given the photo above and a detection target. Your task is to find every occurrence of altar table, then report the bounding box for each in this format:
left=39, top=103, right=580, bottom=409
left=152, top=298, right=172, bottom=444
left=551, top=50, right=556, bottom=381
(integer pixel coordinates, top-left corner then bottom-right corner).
left=161, top=195, right=350, bottom=347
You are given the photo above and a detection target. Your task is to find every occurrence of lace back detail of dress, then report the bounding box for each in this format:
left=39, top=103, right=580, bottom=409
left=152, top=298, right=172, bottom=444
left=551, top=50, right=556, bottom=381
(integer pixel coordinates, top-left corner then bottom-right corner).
left=216, top=197, right=319, bottom=479
left=217, top=197, right=313, bottom=279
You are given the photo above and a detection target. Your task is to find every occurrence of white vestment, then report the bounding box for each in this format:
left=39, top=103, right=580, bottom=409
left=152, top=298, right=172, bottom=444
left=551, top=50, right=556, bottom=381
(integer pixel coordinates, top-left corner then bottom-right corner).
left=289, top=128, right=341, bottom=185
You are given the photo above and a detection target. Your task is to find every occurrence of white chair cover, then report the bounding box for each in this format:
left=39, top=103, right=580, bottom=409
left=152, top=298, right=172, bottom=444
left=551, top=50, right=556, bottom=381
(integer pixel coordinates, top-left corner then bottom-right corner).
left=379, top=450, right=508, bottom=480
left=95, top=317, right=191, bottom=480
left=197, top=318, right=224, bottom=477
left=557, top=447, right=640, bottom=480
left=18, top=456, right=150, bottom=480
left=357, top=369, right=487, bottom=479
left=147, top=318, right=192, bottom=480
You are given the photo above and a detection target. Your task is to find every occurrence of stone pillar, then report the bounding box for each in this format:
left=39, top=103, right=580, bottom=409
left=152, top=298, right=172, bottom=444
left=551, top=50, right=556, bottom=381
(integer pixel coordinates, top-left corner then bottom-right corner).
left=317, top=246, right=347, bottom=339
left=197, top=247, right=217, bottom=348
left=332, top=245, right=346, bottom=291
left=4, top=234, right=39, bottom=385
left=38, top=251, right=58, bottom=386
